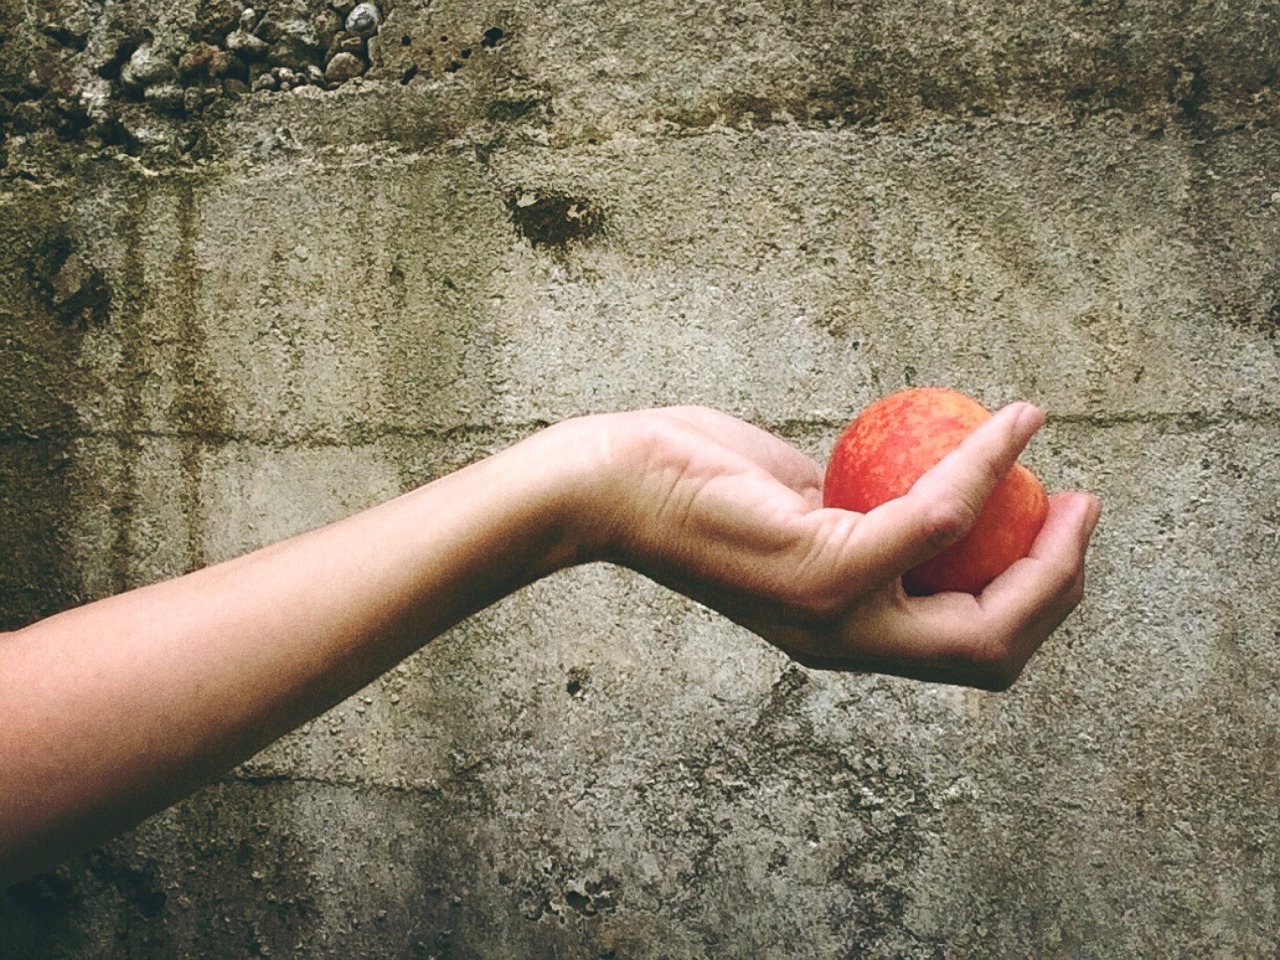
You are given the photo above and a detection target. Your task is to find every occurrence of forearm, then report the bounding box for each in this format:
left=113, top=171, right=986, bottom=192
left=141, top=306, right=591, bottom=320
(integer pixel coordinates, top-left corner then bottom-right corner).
left=0, top=420, right=598, bottom=881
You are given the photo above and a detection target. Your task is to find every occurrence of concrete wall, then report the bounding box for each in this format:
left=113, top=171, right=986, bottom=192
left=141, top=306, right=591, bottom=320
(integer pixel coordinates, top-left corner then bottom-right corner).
left=2, top=0, right=1279, bottom=955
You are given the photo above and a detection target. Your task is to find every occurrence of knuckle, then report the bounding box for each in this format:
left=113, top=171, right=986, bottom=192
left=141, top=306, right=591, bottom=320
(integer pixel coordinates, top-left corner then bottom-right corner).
left=1065, top=570, right=1086, bottom=608
left=1046, top=559, right=1084, bottom=605
left=960, top=636, right=1022, bottom=692
left=918, top=495, right=978, bottom=551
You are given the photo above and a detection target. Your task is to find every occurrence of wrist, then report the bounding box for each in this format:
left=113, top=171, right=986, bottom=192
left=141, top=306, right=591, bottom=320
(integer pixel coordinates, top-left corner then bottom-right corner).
left=524, top=413, right=641, bottom=569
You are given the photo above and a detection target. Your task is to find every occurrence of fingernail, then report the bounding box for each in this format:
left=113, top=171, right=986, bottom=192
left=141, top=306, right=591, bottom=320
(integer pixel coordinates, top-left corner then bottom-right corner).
left=1015, top=402, right=1045, bottom=435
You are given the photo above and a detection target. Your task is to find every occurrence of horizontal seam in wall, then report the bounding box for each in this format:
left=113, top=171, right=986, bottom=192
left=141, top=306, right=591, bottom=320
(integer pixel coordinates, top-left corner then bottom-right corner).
left=1, top=409, right=1277, bottom=448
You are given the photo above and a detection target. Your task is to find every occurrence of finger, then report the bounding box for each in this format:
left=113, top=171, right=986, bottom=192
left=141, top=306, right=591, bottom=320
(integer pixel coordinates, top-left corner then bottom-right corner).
left=722, top=490, right=1099, bottom=691
left=661, top=406, right=824, bottom=504
left=879, top=490, right=1100, bottom=687
left=976, top=490, right=1101, bottom=635
left=833, top=402, right=1046, bottom=587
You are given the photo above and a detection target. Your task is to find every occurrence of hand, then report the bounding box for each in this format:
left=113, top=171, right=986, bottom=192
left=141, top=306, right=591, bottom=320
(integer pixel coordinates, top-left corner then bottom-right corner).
left=572, top=404, right=1101, bottom=690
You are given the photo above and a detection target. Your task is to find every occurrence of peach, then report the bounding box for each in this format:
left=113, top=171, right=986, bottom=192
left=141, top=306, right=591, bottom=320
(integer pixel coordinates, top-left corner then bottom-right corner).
left=823, top=387, right=1049, bottom=595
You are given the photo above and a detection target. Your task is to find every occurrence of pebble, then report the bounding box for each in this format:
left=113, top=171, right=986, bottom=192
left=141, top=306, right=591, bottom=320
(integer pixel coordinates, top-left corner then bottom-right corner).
left=122, top=43, right=177, bottom=89
left=78, top=77, right=113, bottom=123
left=179, top=42, right=211, bottom=77
left=118, top=115, right=173, bottom=151
left=254, top=17, right=282, bottom=44
left=210, top=49, right=240, bottom=78
left=345, top=2, right=381, bottom=37
left=10, top=100, right=42, bottom=134
left=324, top=51, right=364, bottom=83
left=226, top=26, right=269, bottom=60
left=176, top=43, right=240, bottom=81
left=197, top=0, right=244, bottom=44
left=50, top=252, right=90, bottom=306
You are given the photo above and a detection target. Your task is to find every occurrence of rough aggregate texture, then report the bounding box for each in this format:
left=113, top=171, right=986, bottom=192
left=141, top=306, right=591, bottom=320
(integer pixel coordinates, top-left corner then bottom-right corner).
left=2, top=0, right=1280, bottom=955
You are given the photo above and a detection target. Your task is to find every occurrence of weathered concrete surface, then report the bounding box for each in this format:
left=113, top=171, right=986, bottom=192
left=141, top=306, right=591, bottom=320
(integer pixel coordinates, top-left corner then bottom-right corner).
left=3, top=0, right=1280, bottom=955
left=4, top=118, right=1279, bottom=442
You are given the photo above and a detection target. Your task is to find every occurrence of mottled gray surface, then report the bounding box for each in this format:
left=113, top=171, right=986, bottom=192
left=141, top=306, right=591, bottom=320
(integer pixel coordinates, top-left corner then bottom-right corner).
left=2, top=0, right=1279, bottom=956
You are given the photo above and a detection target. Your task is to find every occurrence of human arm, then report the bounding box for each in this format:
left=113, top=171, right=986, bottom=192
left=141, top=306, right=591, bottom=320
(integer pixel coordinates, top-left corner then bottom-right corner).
left=0, top=402, right=1099, bottom=881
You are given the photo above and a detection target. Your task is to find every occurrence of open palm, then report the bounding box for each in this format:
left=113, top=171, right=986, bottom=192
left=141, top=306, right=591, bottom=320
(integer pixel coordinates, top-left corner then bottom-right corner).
left=587, top=404, right=1100, bottom=690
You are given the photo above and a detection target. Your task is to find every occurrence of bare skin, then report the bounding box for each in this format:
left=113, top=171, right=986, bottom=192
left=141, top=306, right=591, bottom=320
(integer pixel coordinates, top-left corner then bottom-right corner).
left=0, top=403, right=1100, bottom=883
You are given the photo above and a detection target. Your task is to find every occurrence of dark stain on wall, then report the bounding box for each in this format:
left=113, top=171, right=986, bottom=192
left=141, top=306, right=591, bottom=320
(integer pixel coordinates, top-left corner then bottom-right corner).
left=26, top=233, right=112, bottom=330
left=105, top=186, right=149, bottom=595
left=169, top=181, right=227, bottom=572
left=485, top=97, right=546, bottom=123
left=742, top=668, right=934, bottom=951
left=1, top=847, right=176, bottom=957
left=508, top=192, right=605, bottom=250
left=84, top=849, right=167, bottom=919
left=0, top=196, right=99, bottom=629
left=1263, top=300, right=1280, bottom=339
left=0, top=439, right=83, bottom=630
left=3, top=868, right=81, bottom=923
